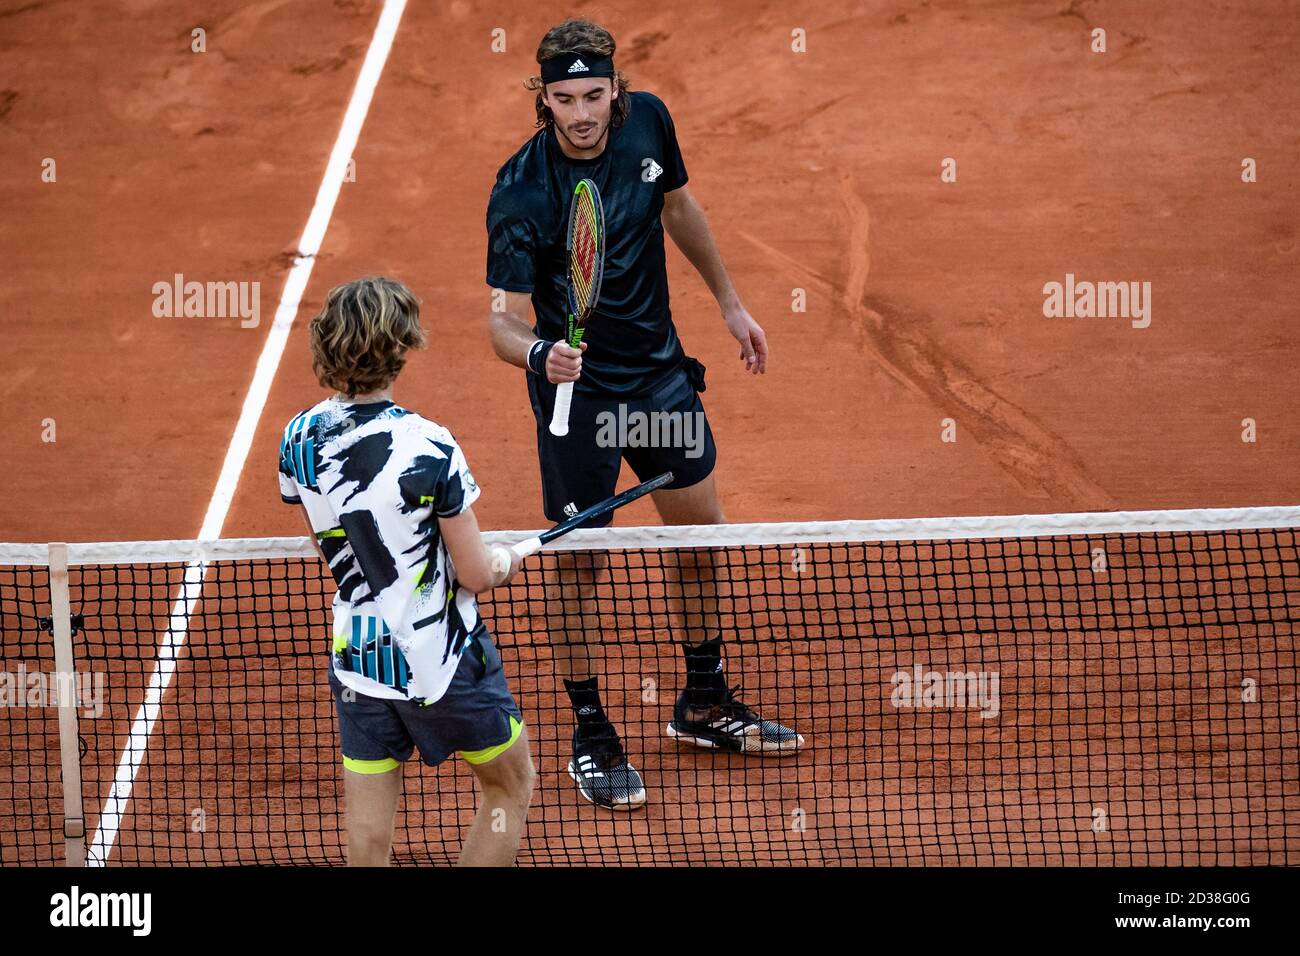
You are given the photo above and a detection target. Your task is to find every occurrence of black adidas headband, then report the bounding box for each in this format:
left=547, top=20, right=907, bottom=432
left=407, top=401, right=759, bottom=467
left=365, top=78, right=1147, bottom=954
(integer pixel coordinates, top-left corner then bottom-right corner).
left=540, top=52, right=615, bottom=84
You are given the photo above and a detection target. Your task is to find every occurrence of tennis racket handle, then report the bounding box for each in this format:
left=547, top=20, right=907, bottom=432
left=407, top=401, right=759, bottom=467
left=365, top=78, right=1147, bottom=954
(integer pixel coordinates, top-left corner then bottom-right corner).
left=549, top=382, right=574, bottom=437
left=511, top=536, right=543, bottom=560
left=488, top=537, right=544, bottom=576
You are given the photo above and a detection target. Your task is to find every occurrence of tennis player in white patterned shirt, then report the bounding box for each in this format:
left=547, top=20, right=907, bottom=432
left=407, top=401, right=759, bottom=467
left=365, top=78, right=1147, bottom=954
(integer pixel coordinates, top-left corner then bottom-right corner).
left=279, top=276, right=533, bottom=866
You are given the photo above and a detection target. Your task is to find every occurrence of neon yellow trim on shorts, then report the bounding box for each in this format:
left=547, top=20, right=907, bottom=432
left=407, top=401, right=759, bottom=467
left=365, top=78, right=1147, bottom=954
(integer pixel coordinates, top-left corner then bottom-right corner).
left=342, top=755, right=400, bottom=774
left=458, top=715, right=524, bottom=765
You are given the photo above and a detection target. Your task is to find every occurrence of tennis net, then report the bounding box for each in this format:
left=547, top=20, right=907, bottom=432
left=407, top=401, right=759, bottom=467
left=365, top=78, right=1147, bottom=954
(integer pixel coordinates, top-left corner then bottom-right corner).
left=2, top=508, right=1298, bottom=866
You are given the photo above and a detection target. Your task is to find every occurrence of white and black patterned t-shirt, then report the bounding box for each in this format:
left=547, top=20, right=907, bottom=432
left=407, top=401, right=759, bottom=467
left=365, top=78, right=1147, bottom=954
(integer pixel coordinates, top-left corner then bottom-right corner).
left=278, top=398, right=485, bottom=704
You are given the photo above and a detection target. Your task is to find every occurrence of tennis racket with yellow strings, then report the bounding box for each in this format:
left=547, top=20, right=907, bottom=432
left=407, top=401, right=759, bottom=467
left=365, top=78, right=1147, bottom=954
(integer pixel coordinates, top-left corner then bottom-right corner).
left=548, top=177, right=605, bottom=437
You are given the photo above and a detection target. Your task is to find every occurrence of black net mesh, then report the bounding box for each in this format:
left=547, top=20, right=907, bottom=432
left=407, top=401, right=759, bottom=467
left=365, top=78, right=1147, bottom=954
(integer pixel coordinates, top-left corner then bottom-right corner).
left=1, top=525, right=1298, bottom=865
left=0, top=564, right=61, bottom=865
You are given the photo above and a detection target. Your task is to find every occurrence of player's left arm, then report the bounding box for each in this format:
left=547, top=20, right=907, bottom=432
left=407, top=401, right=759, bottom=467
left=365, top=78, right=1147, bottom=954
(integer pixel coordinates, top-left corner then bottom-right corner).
left=661, top=184, right=767, bottom=374
left=279, top=421, right=327, bottom=561
left=297, top=508, right=327, bottom=563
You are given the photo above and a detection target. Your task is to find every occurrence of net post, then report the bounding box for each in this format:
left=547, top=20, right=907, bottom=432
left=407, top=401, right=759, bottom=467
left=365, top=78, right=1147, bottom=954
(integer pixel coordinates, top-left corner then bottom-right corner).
left=47, top=543, right=87, bottom=867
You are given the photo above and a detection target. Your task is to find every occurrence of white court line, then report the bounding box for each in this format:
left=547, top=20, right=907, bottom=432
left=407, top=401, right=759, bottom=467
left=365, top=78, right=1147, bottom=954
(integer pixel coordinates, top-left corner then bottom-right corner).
left=87, top=0, right=409, bottom=866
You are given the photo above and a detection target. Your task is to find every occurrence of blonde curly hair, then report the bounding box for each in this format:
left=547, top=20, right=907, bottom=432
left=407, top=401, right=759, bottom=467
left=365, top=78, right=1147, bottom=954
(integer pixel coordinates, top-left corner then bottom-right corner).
left=309, top=277, right=426, bottom=398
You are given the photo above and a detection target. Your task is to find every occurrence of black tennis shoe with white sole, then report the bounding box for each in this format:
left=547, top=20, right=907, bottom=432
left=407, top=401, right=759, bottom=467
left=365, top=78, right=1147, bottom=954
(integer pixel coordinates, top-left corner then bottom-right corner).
left=567, top=721, right=647, bottom=810
left=666, top=685, right=805, bottom=755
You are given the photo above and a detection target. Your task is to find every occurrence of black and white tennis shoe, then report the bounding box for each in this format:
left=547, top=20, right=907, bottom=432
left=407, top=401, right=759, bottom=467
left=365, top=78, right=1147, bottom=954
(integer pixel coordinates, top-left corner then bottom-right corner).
left=666, top=685, right=805, bottom=755
left=567, top=721, right=647, bottom=810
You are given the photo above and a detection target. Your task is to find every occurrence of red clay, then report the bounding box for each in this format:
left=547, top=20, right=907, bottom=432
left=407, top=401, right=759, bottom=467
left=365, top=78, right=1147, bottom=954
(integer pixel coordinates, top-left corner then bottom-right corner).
left=1, top=1, right=1297, bottom=866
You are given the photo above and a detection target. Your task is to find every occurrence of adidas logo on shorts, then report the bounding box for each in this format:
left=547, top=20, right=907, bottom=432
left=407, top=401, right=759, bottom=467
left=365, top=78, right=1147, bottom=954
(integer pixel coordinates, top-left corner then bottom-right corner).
left=563, top=502, right=579, bottom=518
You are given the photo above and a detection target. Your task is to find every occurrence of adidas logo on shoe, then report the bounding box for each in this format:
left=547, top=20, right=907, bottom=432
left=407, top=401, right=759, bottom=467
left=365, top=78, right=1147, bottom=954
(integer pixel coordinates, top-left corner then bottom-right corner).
left=575, top=754, right=605, bottom=778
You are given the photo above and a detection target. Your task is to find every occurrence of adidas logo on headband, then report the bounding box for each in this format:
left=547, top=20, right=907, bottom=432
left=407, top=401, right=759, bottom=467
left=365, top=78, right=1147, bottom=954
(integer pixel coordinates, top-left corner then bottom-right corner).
left=542, top=53, right=614, bottom=83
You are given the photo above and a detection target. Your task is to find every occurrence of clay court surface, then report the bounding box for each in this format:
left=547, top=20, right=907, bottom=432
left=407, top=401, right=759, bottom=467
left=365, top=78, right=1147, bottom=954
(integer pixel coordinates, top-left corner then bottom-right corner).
left=1, top=1, right=1297, bottom=865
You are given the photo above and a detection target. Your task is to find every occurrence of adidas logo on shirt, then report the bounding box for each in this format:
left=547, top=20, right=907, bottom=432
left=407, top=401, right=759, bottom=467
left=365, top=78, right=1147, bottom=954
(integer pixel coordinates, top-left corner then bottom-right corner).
left=642, top=158, right=664, bottom=183
left=568, top=59, right=589, bottom=73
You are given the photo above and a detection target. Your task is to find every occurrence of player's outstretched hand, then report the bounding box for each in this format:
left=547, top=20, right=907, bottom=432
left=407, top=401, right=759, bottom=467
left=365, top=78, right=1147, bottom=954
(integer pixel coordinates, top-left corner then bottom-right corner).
left=724, top=304, right=768, bottom=374
left=488, top=545, right=523, bottom=587
left=547, top=340, right=587, bottom=384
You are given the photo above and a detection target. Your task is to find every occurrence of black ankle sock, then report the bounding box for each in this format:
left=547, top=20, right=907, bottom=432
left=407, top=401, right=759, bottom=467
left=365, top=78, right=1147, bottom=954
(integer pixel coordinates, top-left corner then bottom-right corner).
left=681, top=634, right=727, bottom=707
left=564, top=677, right=608, bottom=725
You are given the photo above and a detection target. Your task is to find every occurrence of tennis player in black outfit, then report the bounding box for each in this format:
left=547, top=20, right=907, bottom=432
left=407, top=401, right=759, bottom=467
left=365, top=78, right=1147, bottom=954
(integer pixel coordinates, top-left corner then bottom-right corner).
left=486, top=19, right=804, bottom=810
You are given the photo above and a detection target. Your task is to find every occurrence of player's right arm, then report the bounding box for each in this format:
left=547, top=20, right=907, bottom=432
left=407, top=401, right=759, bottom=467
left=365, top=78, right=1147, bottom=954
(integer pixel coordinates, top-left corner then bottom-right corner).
left=439, top=504, right=521, bottom=593
left=487, top=289, right=584, bottom=384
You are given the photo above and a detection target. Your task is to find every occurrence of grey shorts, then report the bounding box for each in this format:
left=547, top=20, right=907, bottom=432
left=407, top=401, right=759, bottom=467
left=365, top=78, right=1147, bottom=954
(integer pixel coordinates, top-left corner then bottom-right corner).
left=327, top=630, right=523, bottom=771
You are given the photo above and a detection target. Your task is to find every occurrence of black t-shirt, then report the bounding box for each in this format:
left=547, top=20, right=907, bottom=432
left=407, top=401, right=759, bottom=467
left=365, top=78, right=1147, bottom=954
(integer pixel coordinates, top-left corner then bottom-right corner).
left=485, top=90, right=690, bottom=397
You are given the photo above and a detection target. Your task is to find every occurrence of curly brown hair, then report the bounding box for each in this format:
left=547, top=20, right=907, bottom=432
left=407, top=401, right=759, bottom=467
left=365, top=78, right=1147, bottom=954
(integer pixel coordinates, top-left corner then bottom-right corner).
left=309, top=277, right=426, bottom=398
left=523, top=18, right=631, bottom=130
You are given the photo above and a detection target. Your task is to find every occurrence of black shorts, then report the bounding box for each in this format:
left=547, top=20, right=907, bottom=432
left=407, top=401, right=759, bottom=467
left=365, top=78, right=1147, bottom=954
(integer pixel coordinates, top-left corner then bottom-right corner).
left=528, top=364, right=718, bottom=525
left=327, top=631, right=523, bottom=771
